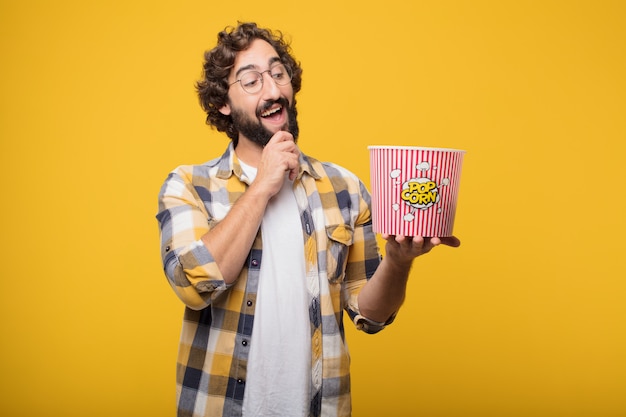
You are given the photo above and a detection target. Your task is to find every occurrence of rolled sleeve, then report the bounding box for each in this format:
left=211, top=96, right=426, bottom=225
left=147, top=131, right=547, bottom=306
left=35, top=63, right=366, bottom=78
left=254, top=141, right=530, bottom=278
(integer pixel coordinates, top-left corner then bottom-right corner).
left=157, top=168, right=227, bottom=310
left=343, top=202, right=394, bottom=334
left=353, top=312, right=397, bottom=334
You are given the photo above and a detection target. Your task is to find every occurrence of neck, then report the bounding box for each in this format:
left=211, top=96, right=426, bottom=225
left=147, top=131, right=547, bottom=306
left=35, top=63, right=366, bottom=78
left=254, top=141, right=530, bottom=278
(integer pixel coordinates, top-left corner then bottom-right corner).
left=234, top=135, right=263, bottom=167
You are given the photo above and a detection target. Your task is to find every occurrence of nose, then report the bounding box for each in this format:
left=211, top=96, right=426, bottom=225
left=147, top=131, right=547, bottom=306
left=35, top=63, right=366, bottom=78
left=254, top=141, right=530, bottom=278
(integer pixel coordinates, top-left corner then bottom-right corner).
left=260, top=71, right=281, bottom=99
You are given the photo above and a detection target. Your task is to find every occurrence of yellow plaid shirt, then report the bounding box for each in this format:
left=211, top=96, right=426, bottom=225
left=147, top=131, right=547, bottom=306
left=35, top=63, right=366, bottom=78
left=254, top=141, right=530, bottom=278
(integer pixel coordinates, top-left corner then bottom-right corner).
left=157, top=144, right=390, bottom=417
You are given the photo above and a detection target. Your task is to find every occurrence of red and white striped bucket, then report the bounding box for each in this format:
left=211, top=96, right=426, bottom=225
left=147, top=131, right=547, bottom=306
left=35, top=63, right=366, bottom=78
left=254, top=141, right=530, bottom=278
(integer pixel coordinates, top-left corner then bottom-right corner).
left=368, top=146, right=465, bottom=237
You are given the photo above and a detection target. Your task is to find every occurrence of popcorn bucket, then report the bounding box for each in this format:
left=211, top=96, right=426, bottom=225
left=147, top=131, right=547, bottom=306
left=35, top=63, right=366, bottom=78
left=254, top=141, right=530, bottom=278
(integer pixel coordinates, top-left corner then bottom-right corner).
left=368, top=146, right=465, bottom=237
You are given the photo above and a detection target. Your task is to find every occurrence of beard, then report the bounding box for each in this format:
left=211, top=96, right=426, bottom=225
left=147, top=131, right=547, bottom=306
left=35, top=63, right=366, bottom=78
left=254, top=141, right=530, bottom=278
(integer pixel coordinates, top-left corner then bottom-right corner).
left=230, top=98, right=299, bottom=147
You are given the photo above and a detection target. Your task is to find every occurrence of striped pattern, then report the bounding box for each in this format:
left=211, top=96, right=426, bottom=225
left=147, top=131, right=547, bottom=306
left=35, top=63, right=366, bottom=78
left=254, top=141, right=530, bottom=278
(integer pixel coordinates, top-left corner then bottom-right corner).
left=369, top=146, right=465, bottom=237
left=156, top=144, right=385, bottom=417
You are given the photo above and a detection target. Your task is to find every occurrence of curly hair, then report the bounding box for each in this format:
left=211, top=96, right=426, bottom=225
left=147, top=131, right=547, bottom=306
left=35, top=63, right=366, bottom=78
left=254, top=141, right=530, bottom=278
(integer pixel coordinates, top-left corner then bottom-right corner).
left=196, top=22, right=303, bottom=146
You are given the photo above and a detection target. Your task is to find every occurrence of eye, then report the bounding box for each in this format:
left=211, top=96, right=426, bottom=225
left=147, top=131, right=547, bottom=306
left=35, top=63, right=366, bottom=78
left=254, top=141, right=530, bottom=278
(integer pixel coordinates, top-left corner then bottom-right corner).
left=243, top=78, right=260, bottom=88
left=241, top=72, right=262, bottom=88
left=271, top=65, right=287, bottom=80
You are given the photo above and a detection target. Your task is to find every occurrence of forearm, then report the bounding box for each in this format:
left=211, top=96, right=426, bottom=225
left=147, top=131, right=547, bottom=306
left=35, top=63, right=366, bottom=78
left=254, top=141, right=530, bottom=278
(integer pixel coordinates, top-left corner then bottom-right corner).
left=201, top=182, right=271, bottom=284
left=357, top=256, right=412, bottom=323
left=356, top=234, right=460, bottom=323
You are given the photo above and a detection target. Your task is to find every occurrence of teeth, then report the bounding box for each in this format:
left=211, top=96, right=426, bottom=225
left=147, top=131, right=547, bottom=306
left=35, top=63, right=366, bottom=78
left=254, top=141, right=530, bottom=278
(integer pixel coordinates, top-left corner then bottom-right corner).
left=261, top=106, right=281, bottom=117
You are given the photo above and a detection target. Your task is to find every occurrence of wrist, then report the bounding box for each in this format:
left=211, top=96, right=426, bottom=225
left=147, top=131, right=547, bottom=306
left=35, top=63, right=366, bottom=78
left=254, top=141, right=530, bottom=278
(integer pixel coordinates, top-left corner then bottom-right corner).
left=246, top=180, right=275, bottom=202
left=381, top=255, right=413, bottom=278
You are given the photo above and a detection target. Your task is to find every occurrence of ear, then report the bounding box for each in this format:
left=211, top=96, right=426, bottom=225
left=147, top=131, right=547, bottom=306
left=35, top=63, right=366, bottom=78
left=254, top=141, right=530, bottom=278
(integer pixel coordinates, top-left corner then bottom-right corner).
left=219, top=103, right=231, bottom=116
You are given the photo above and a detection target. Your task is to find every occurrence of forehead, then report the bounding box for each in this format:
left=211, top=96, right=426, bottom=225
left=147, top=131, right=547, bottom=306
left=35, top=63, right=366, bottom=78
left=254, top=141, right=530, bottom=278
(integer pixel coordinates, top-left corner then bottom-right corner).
left=232, top=39, right=280, bottom=74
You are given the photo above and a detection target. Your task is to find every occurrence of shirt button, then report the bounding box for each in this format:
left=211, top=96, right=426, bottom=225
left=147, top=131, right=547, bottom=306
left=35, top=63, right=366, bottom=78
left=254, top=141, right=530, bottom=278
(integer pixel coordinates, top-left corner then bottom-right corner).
left=237, top=379, right=244, bottom=384
left=246, top=300, right=253, bottom=307
left=242, top=340, right=248, bottom=346
left=251, top=259, right=259, bottom=267
left=165, top=246, right=170, bottom=252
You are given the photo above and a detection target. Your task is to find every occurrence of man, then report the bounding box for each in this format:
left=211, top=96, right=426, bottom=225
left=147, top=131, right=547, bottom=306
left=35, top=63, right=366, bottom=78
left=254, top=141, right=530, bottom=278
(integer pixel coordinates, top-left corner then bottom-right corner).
left=156, top=22, right=460, bottom=417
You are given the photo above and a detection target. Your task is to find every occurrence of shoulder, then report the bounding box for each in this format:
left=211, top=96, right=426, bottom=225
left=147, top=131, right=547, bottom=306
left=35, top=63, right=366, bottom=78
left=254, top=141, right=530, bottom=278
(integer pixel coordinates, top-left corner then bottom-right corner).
left=303, top=154, right=361, bottom=183
left=321, top=161, right=359, bottom=179
left=319, top=160, right=365, bottom=194
left=302, top=156, right=371, bottom=206
left=165, top=147, right=231, bottom=185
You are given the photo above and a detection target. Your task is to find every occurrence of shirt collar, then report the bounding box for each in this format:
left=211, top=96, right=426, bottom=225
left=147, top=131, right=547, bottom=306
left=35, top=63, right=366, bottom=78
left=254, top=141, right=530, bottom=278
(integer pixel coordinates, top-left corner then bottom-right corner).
left=215, top=142, right=322, bottom=181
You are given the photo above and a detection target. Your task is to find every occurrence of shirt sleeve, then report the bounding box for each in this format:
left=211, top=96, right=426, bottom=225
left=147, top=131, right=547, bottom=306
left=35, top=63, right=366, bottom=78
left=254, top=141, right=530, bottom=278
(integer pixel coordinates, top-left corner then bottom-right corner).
left=343, top=180, right=397, bottom=334
left=156, top=166, right=228, bottom=310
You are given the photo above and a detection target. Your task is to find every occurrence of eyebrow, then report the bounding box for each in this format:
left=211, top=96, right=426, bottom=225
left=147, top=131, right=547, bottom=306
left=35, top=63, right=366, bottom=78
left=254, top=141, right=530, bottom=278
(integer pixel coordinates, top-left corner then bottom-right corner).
left=234, top=56, right=282, bottom=79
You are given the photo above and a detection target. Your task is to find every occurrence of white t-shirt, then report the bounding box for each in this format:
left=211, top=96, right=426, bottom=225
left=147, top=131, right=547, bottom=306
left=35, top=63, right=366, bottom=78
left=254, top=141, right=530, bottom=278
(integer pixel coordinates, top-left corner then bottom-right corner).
left=240, top=163, right=311, bottom=417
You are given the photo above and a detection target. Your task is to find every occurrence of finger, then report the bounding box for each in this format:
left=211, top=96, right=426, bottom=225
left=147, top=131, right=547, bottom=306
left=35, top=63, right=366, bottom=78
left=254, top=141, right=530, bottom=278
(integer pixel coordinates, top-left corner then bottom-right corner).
left=272, top=137, right=299, bottom=157
left=267, top=130, right=295, bottom=145
left=394, top=235, right=409, bottom=244
left=428, top=236, right=461, bottom=247
left=439, top=236, right=461, bottom=247
left=411, top=235, right=426, bottom=245
left=287, top=156, right=300, bottom=180
left=391, top=235, right=427, bottom=249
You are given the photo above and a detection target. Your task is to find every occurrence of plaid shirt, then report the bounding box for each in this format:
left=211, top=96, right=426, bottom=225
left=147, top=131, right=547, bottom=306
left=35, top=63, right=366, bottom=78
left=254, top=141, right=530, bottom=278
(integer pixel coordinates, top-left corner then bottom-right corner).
left=156, top=144, right=390, bottom=417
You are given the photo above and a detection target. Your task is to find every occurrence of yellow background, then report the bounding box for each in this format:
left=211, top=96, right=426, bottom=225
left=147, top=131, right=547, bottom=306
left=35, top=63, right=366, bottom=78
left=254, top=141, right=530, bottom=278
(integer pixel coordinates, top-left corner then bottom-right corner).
left=1, top=1, right=625, bottom=416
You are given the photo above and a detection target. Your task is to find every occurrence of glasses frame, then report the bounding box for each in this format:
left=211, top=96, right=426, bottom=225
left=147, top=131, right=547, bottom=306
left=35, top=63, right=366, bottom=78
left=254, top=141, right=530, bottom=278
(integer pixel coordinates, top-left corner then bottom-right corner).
left=228, top=63, right=292, bottom=94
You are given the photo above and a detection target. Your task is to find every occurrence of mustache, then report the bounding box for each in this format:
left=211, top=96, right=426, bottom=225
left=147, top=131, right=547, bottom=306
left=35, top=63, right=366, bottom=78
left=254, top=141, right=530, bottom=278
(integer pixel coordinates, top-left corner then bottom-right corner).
left=256, top=97, right=290, bottom=117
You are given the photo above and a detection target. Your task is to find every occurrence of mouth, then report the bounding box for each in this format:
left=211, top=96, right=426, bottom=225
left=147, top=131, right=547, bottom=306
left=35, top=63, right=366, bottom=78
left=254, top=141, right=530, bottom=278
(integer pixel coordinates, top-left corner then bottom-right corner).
left=260, top=104, right=283, bottom=119
left=258, top=98, right=290, bottom=125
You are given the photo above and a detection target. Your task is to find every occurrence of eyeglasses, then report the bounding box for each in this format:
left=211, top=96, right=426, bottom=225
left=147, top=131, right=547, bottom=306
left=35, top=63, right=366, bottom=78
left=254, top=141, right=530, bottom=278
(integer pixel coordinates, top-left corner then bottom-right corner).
left=229, top=63, right=292, bottom=94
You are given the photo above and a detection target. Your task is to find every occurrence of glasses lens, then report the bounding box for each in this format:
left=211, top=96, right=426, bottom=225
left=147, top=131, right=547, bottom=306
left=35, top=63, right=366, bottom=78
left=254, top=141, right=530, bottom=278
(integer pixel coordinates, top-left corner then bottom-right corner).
left=239, top=72, right=263, bottom=94
left=270, top=64, right=292, bottom=85
left=237, top=64, right=292, bottom=93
